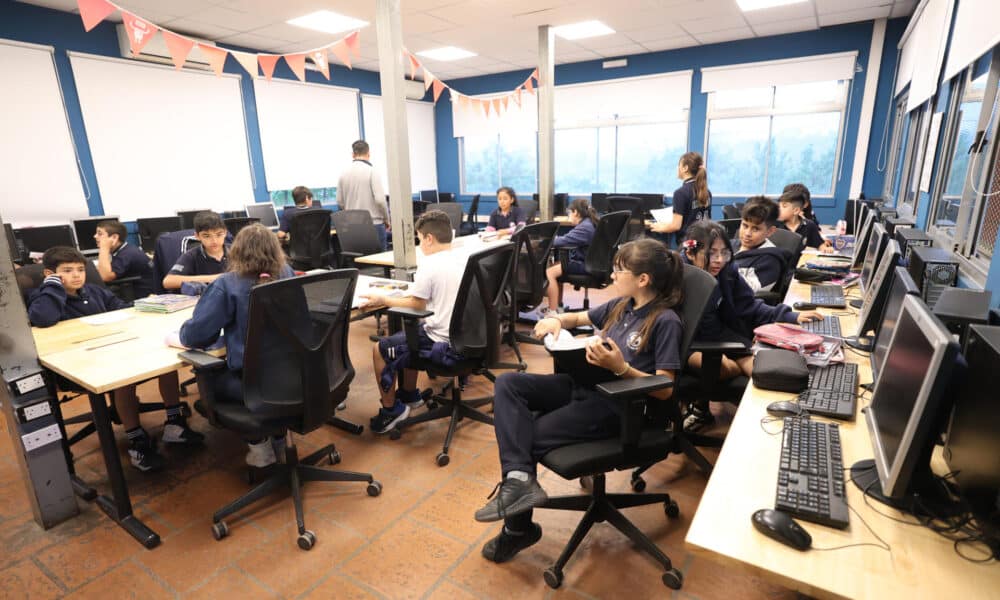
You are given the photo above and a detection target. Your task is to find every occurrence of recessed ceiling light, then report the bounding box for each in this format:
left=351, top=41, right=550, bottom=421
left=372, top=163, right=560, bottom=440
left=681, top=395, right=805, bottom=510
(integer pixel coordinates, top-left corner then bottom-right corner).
left=736, top=0, right=808, bottom=11
left=552, top=20, right=615, bottom=41
left=416, top=46, right=477, bottom=61
left=287, top=10, right=368, bottom=35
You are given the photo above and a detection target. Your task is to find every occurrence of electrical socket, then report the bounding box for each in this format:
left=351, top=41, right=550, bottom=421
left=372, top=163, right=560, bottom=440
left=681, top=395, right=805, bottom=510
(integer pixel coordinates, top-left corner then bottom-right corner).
left=21, top=424, right=62, bottom=452
left=22, top=403, right=52, bottom=421
left=14, top=373, right=45, bottom=395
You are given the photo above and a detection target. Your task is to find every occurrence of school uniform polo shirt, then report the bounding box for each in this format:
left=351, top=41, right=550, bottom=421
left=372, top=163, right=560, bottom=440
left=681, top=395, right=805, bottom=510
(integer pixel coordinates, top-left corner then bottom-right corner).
left=587, top=298, right=684, bottom=374
left=110, top=241, right=154, bottom=298
left=169, top=245, right=228, bottom=277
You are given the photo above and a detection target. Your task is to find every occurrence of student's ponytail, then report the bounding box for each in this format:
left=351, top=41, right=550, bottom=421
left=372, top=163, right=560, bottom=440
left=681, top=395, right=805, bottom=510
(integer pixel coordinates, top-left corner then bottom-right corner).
left=680, top=152, right=709, bottom=208
left=568, top=198, right=599, bottom=226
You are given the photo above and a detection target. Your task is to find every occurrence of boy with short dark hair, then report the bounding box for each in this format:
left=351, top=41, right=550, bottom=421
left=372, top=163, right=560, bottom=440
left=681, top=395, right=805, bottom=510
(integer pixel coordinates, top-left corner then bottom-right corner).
left=777, top=186, right=832, bottom=253
left=162, top=211, right=228, bottom=292
left=28, top=247, right=203, bottom=472
left=358, top=210, right=465, bottom=434
left=94, top=219, right=155, bottom=297
left=733, top=196, right=789, bottom=293
left=277, top=186, right=321, bottom=241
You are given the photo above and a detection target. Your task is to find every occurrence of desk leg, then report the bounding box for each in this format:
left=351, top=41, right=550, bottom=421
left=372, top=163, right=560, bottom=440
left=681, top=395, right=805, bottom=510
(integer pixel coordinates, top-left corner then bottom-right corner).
left=88, top=392, right=161, bottom=549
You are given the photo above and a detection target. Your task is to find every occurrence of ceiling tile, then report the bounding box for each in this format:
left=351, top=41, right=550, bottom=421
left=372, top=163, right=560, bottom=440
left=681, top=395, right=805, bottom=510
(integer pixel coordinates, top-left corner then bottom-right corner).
left=818, top=5, right=891, bottom=26
left=641, top=34, right=699, bottom=52
left=184, top=6, right=277, bottom=32
left=891, top=1, right=917, bottom=18
left=402, top=0, right=466, bottom=13
left=402, top=12, right=459, bottom=35
left=742, top=2, right=817, bottom=24
left=216, top=31, right=288, bottom=52
left=681, top=13, right=749, bottom=35
left=693, top=26, right=756, bottom=45
left=248, top=22, right=344, bottom=43
left=622, top=23, right=687, bottom=43
left=816, top=0, right=890, bottom=13
left=571, top=33, right=641, bottom=50
left=751, top=16, right=818, bottom=37
left=593, top=43, right=648, bottom=58
left=161, top=18, right=240, bottom=41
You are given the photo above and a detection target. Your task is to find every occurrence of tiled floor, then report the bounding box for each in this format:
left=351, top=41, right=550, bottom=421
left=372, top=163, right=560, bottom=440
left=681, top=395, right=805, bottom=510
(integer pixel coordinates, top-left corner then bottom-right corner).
left=0, top=286, right=803, bottom=600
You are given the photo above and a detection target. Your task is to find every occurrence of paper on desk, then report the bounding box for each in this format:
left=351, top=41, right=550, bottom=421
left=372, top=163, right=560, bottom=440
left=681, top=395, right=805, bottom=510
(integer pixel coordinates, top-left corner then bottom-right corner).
left=81, top=311, right=134, bottom=325
left=164, top=330, right=225, bottom=350
left=649, top=207, right=673, bottom=223
left=543, top=330, right=602, bottom=351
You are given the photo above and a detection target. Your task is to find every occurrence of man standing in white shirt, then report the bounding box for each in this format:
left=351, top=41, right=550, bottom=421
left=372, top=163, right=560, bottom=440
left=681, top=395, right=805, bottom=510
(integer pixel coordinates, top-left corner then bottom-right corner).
left=337, top=140, right=390, bottom=249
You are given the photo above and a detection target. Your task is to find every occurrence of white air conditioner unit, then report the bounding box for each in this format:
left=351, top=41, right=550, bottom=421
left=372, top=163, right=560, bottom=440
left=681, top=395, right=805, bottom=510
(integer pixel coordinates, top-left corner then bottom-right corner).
left=116, top=24, right=213, bottom=70
left=404, top=78, right=427, bottom=100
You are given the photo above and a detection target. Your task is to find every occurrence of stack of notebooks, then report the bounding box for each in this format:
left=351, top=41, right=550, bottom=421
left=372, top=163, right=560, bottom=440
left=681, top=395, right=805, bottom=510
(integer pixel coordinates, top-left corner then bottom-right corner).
left=134, top=294, right=199, bottom=313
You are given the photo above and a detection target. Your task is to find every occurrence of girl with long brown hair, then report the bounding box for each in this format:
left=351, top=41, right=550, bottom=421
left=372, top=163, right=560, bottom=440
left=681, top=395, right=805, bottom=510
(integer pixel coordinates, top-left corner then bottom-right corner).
left=648, top=151, right=712, bottom=244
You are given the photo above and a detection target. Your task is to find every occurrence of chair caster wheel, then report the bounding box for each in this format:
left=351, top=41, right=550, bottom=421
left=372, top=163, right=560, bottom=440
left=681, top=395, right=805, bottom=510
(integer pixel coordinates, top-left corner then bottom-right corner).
left=579, top=475, right=593, bottom=489
left=543, top=567, right=563, bottom=589
left=212, top=521, right=229, bottom=541
left=178, top=387, right=188, bottom=397
left=665, top=500, right=680, bottom=519
left=426, top=401, right=439, bottom=410
left=662, top=568, right=683, bottom=589
left=329, top=450, right=342, bottom=465
left=518, top=362, right=527, bottom=372
left=631, top=477, right=646, bottom=492
left=297, top=530, right=316, bottom=550
left=367, top=480, right=382, bottom=496
left=389, top=428, right=402, bottom=440
left=436, top=452, right=450, bottom=467
left=180, top=403, right=192, bottom=417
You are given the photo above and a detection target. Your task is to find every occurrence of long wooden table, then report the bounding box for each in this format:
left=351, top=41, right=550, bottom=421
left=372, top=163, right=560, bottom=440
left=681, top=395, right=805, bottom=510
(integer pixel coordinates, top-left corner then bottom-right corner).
left=354, top=234, right=509, bottom=273
left=684, top=270, right=1000, bottom=598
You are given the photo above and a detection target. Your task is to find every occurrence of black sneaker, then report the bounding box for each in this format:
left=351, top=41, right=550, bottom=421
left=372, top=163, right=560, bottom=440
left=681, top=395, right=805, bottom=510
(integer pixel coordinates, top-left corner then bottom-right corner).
left=370, top=404, right=411, bottom=434
left=682, top=403, right=715, bottom=433
left=482, top=522, right=543, bottom=563
left=128, top=439, right=166, bottom=472
left=474, top=477, right=548, bottom=522
left=162, top=418, right=205, bottom=444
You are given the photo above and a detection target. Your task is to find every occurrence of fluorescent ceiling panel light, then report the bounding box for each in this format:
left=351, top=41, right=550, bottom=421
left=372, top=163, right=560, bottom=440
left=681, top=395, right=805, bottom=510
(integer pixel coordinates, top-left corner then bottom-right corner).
left=553, top=20, right=615, bottom=40
left=416, top=46, right=477, bottom=61
left=736, top=0, right=808, bottom=11
left=287, top=10, right=368, bottom=35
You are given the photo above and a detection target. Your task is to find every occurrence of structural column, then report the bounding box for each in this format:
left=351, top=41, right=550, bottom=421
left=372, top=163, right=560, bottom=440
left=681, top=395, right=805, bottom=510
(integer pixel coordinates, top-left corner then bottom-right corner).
left=537, top=25, right=555, bottom=220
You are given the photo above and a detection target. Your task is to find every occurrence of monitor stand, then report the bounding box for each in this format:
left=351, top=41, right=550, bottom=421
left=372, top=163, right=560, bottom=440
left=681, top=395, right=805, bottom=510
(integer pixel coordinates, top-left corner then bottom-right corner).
left=850, top=459, right=960, bottom=516
left=844, top=336, right=873, bottom=352
left=849, top=299, right=863, bottom=309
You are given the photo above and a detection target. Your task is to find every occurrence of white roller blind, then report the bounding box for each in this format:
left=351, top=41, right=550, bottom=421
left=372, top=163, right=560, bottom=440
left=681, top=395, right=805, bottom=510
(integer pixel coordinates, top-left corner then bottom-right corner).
left=555, top=71, right=691, bottom=128
left=943, top=0, right=1000, bottom=81
left=905, top=0, right=954, bottom=111
left=69, top=53, right=253, bottom=220
left=254, top=78, right=359, bottom=191
left=0, top=40, right=87, bottom=227
left=452, top=90, right=537, bottom=138
left=360, top=95, right=437, bottom=193
left=701, top=52, right=858, bottom=93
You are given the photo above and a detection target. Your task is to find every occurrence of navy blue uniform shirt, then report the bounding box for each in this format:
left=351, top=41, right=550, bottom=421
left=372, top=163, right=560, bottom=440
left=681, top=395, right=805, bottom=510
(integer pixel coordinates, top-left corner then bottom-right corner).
left=487, top=206, right=525, bottom=231
left=28, top=278, right=130, bottom=327
left=588, top=298, right=684, bottom=375
left=279, top=201, right=323, bottom=233
left=169, top=245, right=228, bottom=278
left=110, top=242, right=154, bottom=298
left=672, top=179, right=712, bottom=243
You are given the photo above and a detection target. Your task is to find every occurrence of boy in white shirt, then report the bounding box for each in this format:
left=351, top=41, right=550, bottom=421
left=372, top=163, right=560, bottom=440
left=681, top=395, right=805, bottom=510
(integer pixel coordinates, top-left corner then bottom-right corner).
left=359, top=210, right=466, bottom=433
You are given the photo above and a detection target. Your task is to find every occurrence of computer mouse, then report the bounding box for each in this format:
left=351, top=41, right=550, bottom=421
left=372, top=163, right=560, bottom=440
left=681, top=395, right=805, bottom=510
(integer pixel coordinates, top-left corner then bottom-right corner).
left=766, top=401, right=805, bottom=418
left=751, top=509, right=812, bottom=551
left=792, top=302, right=818, bottom=310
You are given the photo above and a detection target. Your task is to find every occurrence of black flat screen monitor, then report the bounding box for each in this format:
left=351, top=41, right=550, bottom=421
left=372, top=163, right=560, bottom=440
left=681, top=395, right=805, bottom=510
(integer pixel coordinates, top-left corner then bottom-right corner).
left=419, top=189, right=439, bottom=204
left=871, top=266, right=920, bottom=379
left=591, top=193, right=609, bottom=214
left=13, top=225, right=76, bottom=254
left=177, top=210, right=210, bottom=230
left=860, top=222, right=888, bottom=293
left=856, top=240, right=901, bottom=339
left=553, top=193, right=568, bottom=216
left=245, top=203, right=279, bottom=228
left=851, top=205, right=874, bottom=269
left=73, top=216, right=116, bottom=252
left=136, top=216, right=182, bottom=252
left=631, top=193, right=666, bottom=216
left=5, top=223, right=23, bottom=263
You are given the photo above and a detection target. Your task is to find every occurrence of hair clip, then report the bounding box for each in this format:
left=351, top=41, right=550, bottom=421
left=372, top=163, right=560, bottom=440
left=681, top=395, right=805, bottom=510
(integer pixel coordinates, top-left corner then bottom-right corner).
left=259, top=272, right=271, bottom=279
left=682, top=239, right=698, bottom=250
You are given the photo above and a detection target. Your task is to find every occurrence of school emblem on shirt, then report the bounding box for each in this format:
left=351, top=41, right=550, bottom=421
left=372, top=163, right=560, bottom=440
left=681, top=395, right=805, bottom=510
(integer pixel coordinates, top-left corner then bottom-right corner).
left=627, top=331, right=642, bottom=351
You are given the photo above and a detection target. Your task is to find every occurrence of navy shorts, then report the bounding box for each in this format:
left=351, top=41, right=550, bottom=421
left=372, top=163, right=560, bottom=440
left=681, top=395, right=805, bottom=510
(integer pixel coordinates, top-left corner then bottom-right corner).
left=564, top=258, right=587, bottom=276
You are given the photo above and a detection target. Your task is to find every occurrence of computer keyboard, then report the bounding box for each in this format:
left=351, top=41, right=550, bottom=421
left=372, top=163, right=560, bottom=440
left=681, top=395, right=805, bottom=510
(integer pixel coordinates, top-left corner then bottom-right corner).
left=775, top=418, right=849, bottom=529
left=810, top=285, right=847, bottom=308
left=798, top=363, right=859, bottom=420
left=801, top=316, right=842, bottom=338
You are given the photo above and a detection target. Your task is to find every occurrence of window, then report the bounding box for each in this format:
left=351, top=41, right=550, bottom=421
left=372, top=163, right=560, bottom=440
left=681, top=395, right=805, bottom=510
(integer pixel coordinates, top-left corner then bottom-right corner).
left=554, top=127, right=614, bottom=193
left=706, top=80, right=848, bottom=196
left=269, top=186, right=337, bottom=207
left=460, top=132, right=536, bottom=194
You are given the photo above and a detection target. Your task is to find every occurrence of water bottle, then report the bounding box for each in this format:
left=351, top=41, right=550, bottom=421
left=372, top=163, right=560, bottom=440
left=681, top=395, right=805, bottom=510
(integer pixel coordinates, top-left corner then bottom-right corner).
left=836, top=219, right=847, bottom=235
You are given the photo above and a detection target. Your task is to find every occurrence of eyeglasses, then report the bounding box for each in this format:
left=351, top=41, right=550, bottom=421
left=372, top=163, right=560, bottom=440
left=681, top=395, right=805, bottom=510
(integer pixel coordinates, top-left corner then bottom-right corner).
left=708, top=250, right=732, bottom=262
left=612, top=266, right=632, bottom=275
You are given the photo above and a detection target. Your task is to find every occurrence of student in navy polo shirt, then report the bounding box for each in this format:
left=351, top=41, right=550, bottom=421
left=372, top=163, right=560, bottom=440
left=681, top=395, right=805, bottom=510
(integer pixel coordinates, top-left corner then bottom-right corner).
left=777, top=184, right=832, bottom=252
left=277, top=186, right=321, bottom=241
left=485, top=186, right=526, bottom=238
left=28, top=246, right=203, bottom=472
left=543, top=198, right=598, bottom=316
left=647, top=151, right=712, bottom=245
left=162, top=211, right=229, bottom=293
left=474, top=238, right=685, bottom=563
left=94, top=219, right=154, bottom=298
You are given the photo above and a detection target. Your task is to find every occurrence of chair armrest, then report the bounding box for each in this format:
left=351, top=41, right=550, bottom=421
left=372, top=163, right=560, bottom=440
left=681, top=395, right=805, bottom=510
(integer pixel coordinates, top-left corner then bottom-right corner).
left=689, top=340, right=748, bottom=354
left=178, top=350, right=226, bottom=370
left=387, top=308, right=434, bottom=354
left=755, top=290, right=781, bottom=305
left=178, top=350, right=226, bottom=426
left=108, top=275, right=143, bottom=301
left=387, top=307, right=433, bottom=320
left=597, top=375, right=673, bottom=449
left=556, top=247, right=570, bottom=270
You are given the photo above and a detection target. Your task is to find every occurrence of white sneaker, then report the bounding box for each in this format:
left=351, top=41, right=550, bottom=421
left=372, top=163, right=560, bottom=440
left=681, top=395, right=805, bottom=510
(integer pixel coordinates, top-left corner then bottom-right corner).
left=245, top=439, right=277, bottom=468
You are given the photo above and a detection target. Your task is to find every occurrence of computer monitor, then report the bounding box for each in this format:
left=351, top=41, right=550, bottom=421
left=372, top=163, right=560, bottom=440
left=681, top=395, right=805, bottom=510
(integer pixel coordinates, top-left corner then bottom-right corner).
left=871, top=266, right=920, bottom=379
left=419, top=189, right=439, bottom=204
left=554, top=193, right=568, bottom=216
left=851, top=205, right=875, bottom=269
left=854, top=240, right=901, bottom=344
left=853, top=294, right=960, bottom=511
left=73, top=216, right=117, bottom=253
left=633, top=193, right=666, bottom=217
left=136, top=216, right=182, bottom=252
left=859, top=222, right=889, bottom=293
left=12, top=225, right=76, bottom=254
left=438, top=192, right=455, bottom=203
left=591, top=193, right=609, bottom=214
left=177, top=210, right=210, bottom=230
left=5, top=223, right=24, bottom=264
left=245, top=203, right=279, bottom=228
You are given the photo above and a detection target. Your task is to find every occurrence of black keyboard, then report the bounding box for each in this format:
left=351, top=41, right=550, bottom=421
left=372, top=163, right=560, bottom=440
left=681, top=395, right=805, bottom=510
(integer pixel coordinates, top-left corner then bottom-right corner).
left=798, top=363, right=859, bottom=420
left=775, top=418, right=849, bottom=529
left=801, top=317, right=842, bottom=338
left=810, top=285, right=847, bottom=308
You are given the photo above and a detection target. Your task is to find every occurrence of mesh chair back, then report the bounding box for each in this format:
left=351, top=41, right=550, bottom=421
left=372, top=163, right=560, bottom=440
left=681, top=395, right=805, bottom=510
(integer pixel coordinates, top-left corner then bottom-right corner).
left=584, top=210, right=630, bottom=283
left=435, top=203, right=463, bottom=232
left=467, top=194, right=481, bottom=222
left=331, top=210, right=382, bottom=259
left=518, top=199, right=538, bottom=224
left=449, top=243, right=515, bottom=366
left=460, top=194, right=481, bottom=236
left=607, top=196, right=644, bottom=241
left=224, top=217, right=259, bottom=237
left=722, top=204, right=741, bottom=220
left=151, top=229, right=197, bottom=293
left=767, top=228, right=804, bottom=299
left=137, top=216, right=182, bottom=253
left=510, top=221, right=559, bottom=312
left=288, top=209, right=334, bottom=270
left=719, top=218, right=741, bottom=239
left=679, top=264, right=718, bottom=356
left=591, top=193, right=609, bottom=214
left=413, top=200, right=432, bottom=217
left=242, top=270, right=357, bottom=432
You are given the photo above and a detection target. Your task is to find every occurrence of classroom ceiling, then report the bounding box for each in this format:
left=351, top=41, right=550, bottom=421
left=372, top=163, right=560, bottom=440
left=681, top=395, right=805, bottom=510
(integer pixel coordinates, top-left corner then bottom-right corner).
left=19, top=0, right=916, bottom=79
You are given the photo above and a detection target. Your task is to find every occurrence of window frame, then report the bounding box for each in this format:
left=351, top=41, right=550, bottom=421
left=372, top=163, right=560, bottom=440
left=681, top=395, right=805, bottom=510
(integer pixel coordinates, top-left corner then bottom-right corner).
left=883, top=93, right=909, bottom=204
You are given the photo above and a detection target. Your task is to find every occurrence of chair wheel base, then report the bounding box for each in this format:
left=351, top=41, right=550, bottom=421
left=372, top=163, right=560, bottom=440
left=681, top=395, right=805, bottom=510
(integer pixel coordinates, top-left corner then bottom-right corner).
left=665, top=500, right=680, bottom=519
left=436, top=452, right=450, bottom=467
left=212, top=521, right=229, bottom=541
left=544, top=568, right=563, bottom=589
left=329, top=450, right=342, bottom=465
left=579, top=475, right=593, bottom=489
left=367, top=481, right=382, bottom=496
left=298, top=530, right=316, bottom=550
left=389, top=428, right=402, bottom=440
left=662, top=568, right=683, bottom=589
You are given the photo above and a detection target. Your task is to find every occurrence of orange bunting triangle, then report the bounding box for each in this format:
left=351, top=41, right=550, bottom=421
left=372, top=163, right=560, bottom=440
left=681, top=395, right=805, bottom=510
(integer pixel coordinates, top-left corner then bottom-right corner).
left=424, top=71, right=434, bottom=91
left=502, top=96, right=510, bottom=111
left=531, top=68, right=539, bottom=81
left=284, top=53, right=307, bottom=82
left=513, top=87, right=522, bottom=107
left=77, top=0, right=116, bottom=32
left=309, top=49, right=330, bottom=79
left=345, top=31, right=361, bottom=57
left=408, top=53, right=420, bottom=80
left=258, top=55, right=280, bottom=81
left=121, top=12, right=158, bottom=56
left=330, top=41, right=352, bottom=69
left=432, top=78, right=445, bottom=102
left=231, top=50, right=259, bottom=78
left=492, top=98, right=502, bottom=114
left=199, top=44, right=229, bottom=76
left=525, top=76, right=534, bottom=95
left=482, top=98, right=491, bottom=118
left=162, top=31, right=195, bottom=69
left=458, top=95, right=469, bottom=110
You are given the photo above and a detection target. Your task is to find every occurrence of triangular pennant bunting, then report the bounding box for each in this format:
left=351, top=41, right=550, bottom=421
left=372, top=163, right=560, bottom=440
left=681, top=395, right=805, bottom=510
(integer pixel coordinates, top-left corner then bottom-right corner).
left=424, top=71, right=434, bottom=91
left=122, top=11, right=158, bottom=55
left=502, top=96, right=510, bottom=111
left=330, top=41, right=352, bottom=69
left=525, top=76, right=534, bottom=95
left=232, top=50, right=259, bottom=78
left=162, top=31, right=195, bottom=69
left=345, top=31, right=361, bottom=57
left=77, top=0, right=116, bottom=32
left=482, top=98, right=490, bottom=117
left=408, top=52, right=420, bottom=80
left=513, top=87, right=522, bottom=107
left=310, top=48, right=330, bottom=79
left=199, top=44, right=229, bottom=76
left=285, top=54, right=307, bottom=82
left=492, top=97, right=502, bottom=115
left=458, top=94, right=469, bottom=110
left=258, top=55, right=280, bottom=81
left=432, top=78, right=445, bottom=102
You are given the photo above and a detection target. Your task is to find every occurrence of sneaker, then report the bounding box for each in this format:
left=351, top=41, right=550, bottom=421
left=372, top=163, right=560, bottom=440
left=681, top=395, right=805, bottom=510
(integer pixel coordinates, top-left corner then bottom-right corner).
left=336, top=400, right=347, bottom=411
left=370, top=403, right=410, bottom=434
left=245, top=439, right=277, bottom=468
left=400, top=390, right=425, bottom=410
left=683, top=403, right=715, bottom=433
left=128, top=439, right=166, bottom=472
left=482, top=522, right=543, bottom=563
left=162, top=419, right=205, bottom=445
left=474, top=477, right=549, bottom=523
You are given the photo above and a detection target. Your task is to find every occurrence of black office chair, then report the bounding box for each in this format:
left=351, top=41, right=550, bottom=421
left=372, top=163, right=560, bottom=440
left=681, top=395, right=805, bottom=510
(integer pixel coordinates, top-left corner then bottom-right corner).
left=330, top=210, right=383, bottom=271
left=733, top=202, right=745, bottom=213
left=518, top=199, right=538, bottom=224
left=137, top=216, right=183, bottom=253
left=755, top=228, right=803, bottom=305
left=288, top=209, right=335, bottom=270
left=223, top=217, right=259, bottom=237
left=180, top=270, right=380, bottom=549
left=719, top=218, right=741, bottom=240
left=607, top=196, right=645, bottom=241
left=722, top=205, right=742, bottom=220
left=553, top=193, right=569, bottom=216
left=413, top=200, right=433, bottom=218
left=503, top=221, right=560, bottom=359
left=590, top=193, right=609, bottom=215
left=533, top=265, right=718, bottom=591
left=556, top=211, right=630, bottom=311
left=460, top=194, right=481, bottom=237
left=435, top=203, right=464, bottom=234
left=386, top=243, right=516, bottom=465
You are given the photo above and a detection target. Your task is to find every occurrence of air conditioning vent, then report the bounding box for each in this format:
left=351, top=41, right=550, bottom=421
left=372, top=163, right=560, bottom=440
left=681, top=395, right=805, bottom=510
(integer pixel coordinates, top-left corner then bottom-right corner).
left=404, top=79, right=427, bottom=100
left=116, top=24, right=213, bottom=70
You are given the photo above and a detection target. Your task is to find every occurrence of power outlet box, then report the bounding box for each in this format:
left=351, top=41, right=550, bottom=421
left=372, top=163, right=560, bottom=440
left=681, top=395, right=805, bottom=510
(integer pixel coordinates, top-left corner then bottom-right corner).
left=21, top=424, right=62, bottom=452
left=22, top=403, right=52, bottom=421
left=14, top=373, right=45, bottom=395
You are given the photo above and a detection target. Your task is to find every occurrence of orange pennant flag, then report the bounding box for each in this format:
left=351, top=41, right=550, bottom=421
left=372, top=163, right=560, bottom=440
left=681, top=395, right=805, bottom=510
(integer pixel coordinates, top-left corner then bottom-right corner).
left=285, top=54, right=307, bottom=82
left=513, top=87, right=522, bottom=107
left=482, top=98, right=491, bottom=118
left=531, top=68, right=539, bottom=81
left=431, top=79, right=445, bottom=102
left=309, top=48, right=330, bottom=79
left=162, top=31, right=195, bottom=69
left=199, top=44, right=229, bottom=76
left=458, top=94, right=469, bottom=110
left=231, top=50, right=259, bottom=78
left=408, top=53, right=420, bottom=80
left=492, top=98, right=502, bottom=114
left=330, top=41, right=352, bottom=69
left=258, top=55, right=280, bottom=81
left=77, top=0, right=116, bottom=32
left=345, top=31, right=361, bottom=57
left=424, top=71, right=434, bottom=91
left=502, top=96, right=510, bottom=111
left=525, top=76, right=534, bottom=95
left=121, top=12, right=158, bottom=56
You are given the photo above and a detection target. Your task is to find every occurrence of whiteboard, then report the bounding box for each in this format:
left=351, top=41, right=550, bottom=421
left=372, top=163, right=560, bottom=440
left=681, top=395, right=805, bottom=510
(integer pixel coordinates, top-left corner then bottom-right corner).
left=361, top=95, right=437, bottom=193
left=69, top=52, right=254, bottom=220
left=0, top=40, right=87, bottom=227
left=253, top=78, right=359, bottom=191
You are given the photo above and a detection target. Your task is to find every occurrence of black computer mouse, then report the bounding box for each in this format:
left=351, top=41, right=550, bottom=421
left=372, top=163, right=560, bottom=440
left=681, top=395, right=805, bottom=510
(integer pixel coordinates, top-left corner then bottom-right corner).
left=766, top=401, right=805, bottom=418
left=751, top=509, right=812, bottom=551
left=792, top=302, right=818, bottom=310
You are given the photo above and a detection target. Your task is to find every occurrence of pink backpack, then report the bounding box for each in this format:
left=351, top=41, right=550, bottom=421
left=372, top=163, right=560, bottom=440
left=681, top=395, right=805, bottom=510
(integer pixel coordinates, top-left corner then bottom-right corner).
left=753, top=323, right=824, bottom=353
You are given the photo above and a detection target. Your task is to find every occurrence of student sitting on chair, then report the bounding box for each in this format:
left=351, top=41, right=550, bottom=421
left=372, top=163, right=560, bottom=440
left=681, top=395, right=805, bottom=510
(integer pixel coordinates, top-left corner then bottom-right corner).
left=777, top=185, right=832, bottom=253
left=681, top=221, right=823, bottom=432
left=732, top=196, right=787, bottom=293
left=162, top=211, right=229, bottom=294
left=28, top=247, right=203, bottom=472
left=277, top=186, right=321, bottom=241
left=94, top=219, right=155, bottom=298
left=485, top=186, right=525, bottom=238
left=179, top=224, right=297, bottom=468
left=543, top=198, right=598, bottom=316
left=358, top=210, right=466, bottom=434
left=473, top=238, right=685, bottom=563
left=783, top=182, right=819, bottom=223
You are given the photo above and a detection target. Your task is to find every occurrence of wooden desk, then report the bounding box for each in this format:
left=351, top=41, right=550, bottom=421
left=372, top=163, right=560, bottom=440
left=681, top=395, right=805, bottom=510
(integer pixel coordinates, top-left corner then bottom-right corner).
left=355, top=235, right=508, bottom=272
left=684, top=275, right=1000, bottom=598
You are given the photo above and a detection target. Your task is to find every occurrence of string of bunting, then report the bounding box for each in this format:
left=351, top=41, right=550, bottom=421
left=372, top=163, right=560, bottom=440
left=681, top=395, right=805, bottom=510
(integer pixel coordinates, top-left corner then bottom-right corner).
left=405, top=49, right=538, bottom=117
left=75, top=0, right=360, bottom=80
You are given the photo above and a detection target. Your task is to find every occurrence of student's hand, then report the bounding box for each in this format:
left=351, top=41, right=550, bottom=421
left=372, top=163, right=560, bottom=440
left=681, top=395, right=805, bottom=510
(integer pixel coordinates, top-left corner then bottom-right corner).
left=532, top=316, right=562, bottom=339
left=796, top=311, right=825, bottom=324
left=359, top=293, right=386, bottom=310
left=819, top=241, right=835, bottom=254
left=42, top=273, right=65, bottom=288
left=586, top=337, right=627, bottom=374
left=96, top=235, right=114, bottom=252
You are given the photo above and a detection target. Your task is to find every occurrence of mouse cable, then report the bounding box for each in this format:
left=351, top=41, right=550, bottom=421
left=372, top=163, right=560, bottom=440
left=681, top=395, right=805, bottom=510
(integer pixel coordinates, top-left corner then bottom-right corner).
left=811, top=502, right=891, bottom=553
left=758, top=412, right=811, bottom=436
